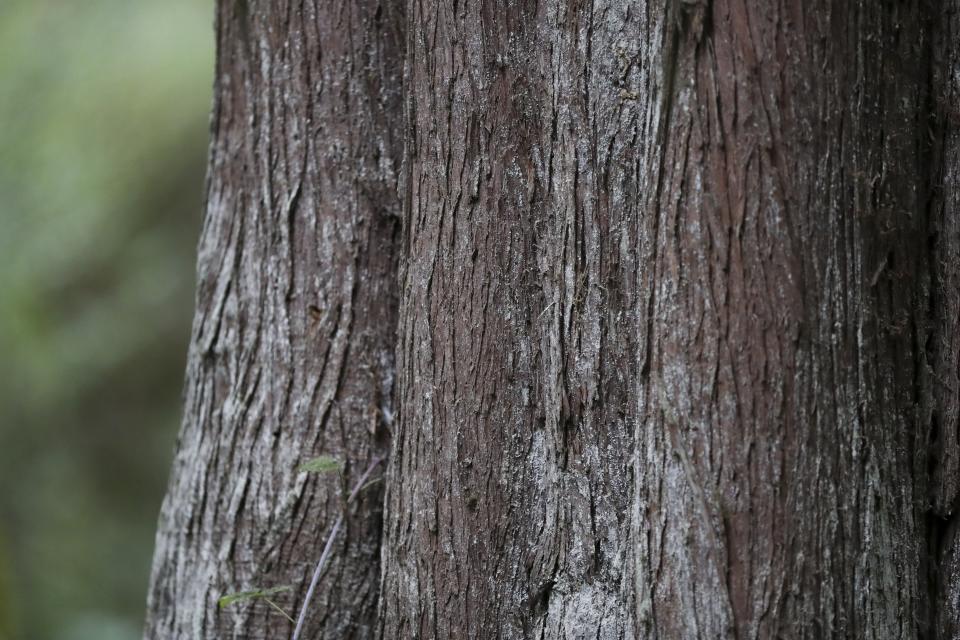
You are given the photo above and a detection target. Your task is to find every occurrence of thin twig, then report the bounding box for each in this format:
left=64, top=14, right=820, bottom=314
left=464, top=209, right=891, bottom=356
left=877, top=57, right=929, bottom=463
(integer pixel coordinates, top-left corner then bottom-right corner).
left=291, top=455, right=384, bottom=640
left=265, top=598, right=295, bottom=624
left=358, top=476, right=384, bottom=493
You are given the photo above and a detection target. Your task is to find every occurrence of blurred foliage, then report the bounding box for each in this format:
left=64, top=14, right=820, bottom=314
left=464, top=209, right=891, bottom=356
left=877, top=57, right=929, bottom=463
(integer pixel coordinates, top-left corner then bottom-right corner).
left=0, top=1, right=213, bottom=638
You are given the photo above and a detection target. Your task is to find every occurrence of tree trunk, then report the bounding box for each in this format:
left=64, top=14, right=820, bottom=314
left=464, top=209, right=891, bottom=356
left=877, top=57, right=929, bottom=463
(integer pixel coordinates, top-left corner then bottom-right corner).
left=143, top=1, right=403, bottom=637
left=146, top=1, right=960, bottom=639
left=379, top=1, right=943, bottom=638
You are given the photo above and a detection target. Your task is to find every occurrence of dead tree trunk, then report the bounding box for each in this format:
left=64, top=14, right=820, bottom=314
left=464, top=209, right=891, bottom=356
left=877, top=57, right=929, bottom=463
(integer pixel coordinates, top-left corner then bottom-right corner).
left=144, top=1, right=403, bottom=637
left=146, top=1, right=960, bottom=639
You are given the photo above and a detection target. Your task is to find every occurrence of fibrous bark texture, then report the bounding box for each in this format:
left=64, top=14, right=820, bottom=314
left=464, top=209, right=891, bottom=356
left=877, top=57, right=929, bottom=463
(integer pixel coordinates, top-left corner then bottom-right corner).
left=144, top=1, right=403, bottom=637
left=147, top=0, right=960, bottom=639
left=379, top=2, right=653, bottom=636
left=379, top=1, right=943, bottom=638
left=630, top=3, right=937, bottom=638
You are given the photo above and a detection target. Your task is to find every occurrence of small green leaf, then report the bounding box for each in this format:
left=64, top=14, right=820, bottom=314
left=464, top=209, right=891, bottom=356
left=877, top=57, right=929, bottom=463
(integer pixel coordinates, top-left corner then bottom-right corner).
left=218, top=585, right=292, bottom=609
left=299, top=455, right=343, bottom=474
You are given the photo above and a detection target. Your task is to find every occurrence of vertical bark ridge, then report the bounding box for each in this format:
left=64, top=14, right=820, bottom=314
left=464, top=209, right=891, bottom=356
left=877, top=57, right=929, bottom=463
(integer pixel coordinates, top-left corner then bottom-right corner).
left=144, top=1, right=403, bottom=638
left=631, top=2, right=936, bottom=638
left=379, top=1, right=659, bottom=637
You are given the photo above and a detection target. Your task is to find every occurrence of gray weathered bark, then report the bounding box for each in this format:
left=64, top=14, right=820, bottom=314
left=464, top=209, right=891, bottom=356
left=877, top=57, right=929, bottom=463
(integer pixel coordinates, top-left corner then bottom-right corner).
left=146, top=1, right=960, bottom=638
left=144, top=1, right=403, bottom=637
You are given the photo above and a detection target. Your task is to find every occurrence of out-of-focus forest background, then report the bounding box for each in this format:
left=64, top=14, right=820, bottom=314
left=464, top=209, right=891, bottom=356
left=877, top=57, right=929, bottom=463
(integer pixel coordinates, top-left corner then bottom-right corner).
left=0, top=1, right=213, bottom=638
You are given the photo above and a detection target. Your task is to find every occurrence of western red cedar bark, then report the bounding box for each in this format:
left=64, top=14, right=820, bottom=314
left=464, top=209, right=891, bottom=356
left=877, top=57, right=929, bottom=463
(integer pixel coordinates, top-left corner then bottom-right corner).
left=378, top=1, right=948, bottom=639
left=143, top=1, right=403, bottom=638
left=144, top=0, right=960, bottom=638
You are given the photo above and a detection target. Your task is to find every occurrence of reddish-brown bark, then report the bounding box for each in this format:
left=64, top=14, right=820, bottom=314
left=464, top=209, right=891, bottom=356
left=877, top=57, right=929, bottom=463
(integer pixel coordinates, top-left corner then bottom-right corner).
left=146, top=2, right=960, bottom=639
left=379, top=2, right=946, bottom=638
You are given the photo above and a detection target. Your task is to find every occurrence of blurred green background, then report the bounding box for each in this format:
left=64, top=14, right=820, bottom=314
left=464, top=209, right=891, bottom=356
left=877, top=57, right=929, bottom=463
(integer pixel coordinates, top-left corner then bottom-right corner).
left=0, top=1, right=213, bottom=638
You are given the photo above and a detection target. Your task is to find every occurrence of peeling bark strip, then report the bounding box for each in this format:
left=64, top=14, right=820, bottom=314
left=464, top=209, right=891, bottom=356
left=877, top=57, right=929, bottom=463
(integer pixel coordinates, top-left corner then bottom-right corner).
left=144, top=1, right=403, bottom=638
left=379, top=1, right=942, bottom=639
